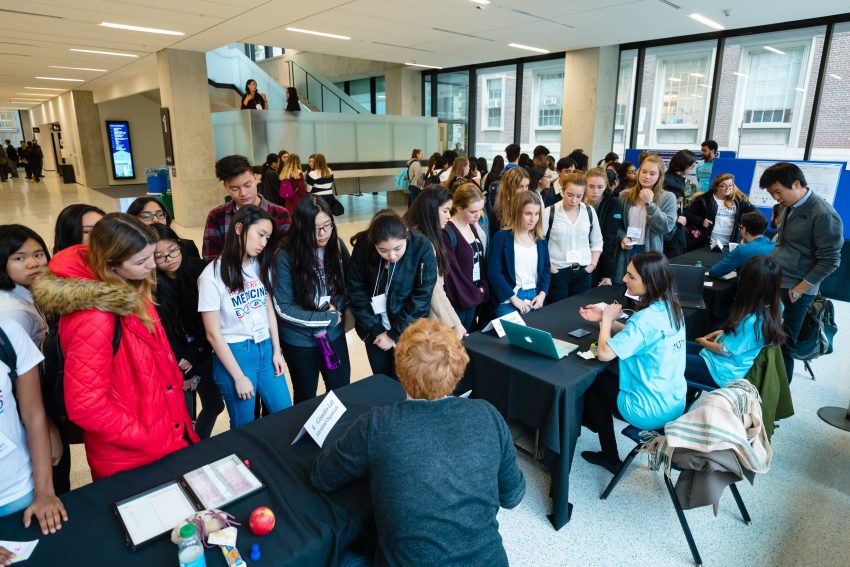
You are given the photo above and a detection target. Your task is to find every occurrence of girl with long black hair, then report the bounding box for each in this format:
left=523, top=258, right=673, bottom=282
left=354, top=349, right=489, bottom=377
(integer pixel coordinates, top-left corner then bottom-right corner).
left=403, top=186, right=465, bottom=338
left=685, top=255, right=785, bottom=388
left=274, top=196, right=351, bottom=404
left=347, top=209, right=437, bottom=378
left=198, top=206, right=291, bottom=429
left=52, top=204, right=105, bottom=254
left=579, top=251, right=687, bottom=473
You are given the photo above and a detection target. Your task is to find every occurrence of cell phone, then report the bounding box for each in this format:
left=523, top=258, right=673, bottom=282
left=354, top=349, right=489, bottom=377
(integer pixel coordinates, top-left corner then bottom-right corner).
left=568, top=328, right=592, bottom=338
left=319, top=301, right=331, bottom=311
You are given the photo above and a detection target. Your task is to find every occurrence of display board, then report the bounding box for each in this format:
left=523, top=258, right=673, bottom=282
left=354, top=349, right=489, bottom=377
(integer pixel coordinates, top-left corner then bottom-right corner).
left=106, top=120, right=136, bottom=179
left=748, top=160, right=843, bottom=208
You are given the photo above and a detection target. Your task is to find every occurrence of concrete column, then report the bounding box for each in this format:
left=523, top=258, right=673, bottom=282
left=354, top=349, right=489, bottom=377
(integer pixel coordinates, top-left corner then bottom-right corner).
left=385, top=67, right=422, bottom=116
left=156, top=48, right=219, bottom=227
left=561, top=46, right=619, bottom=166
left=71, top=91, right=109, bottom=187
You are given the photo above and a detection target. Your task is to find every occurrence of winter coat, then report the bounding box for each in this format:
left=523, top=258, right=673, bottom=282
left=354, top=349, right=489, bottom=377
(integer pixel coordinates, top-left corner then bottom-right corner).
left=685, top=191, right=755, bottom=248
left=592, top=193, right=625, bottom=282
left=32, top=245, right=198, bottom=480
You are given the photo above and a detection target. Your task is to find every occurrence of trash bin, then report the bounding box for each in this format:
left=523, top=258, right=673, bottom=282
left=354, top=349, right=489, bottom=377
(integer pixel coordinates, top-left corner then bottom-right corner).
left=60, top=164, right=76, bottom=184
left=145, top=167, right=168, bottom=194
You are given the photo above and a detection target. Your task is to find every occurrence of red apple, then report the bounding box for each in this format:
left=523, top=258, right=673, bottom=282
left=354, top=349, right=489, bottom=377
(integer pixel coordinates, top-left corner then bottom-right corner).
left=249, top=507, right=276, bottom=536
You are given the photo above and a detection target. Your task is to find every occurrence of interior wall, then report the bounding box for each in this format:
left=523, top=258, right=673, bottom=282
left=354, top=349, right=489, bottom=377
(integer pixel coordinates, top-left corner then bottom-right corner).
left=97, top=94, right=166, bottom=185
left=27, top=93, right=82, bottom=179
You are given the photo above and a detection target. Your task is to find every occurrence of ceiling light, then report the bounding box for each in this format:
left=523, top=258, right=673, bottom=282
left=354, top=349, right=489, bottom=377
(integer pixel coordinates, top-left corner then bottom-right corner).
left=829, top=73, right=842, bottom=80
left=70, top=48, right=138, bottom=58
left=668, top=77, right=682, bottom=82
left=49, top=65, right=106, bottom=72
left=25, top=86, right=65, bottom=91
left=35, top=76, right=85, bottom=82
left=405, top=62, right=443, bottom=69
left=733, top=72, right=749, bottom=79
left=285, top=27, right=350, bottom=40
left=508, top=43, right=550, bottom=54
left=468, top=0, right=490, bottom=4
left=688, top=13, right=725, bottom=30
left=764, top=46, right=785, bottom=55
left=689, top=73, right=705, bottom=78
left=795, top=87, right=806, bottom=92
left=99, top=22, right=184, bottom=36
left=15, top=93, right=53, bottom=96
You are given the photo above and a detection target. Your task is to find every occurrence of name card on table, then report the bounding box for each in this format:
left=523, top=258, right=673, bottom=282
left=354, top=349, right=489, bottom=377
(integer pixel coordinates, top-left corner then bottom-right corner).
left=482, top=311, right=526, bottom=338
left=292, top=390, right=347, bottom=447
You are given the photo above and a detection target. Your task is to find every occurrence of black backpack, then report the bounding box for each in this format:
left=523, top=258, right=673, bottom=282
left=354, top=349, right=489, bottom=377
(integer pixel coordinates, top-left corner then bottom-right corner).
left=0, top=326, right=18, bottom=380
left=42, top=314, right=121, bottom=443
left=795, top=294, right=837, bottom=362
left=546, top=203, right=594, bottom=242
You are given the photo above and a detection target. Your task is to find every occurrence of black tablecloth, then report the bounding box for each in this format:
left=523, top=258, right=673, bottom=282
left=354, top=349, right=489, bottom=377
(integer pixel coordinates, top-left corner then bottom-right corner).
left=462, top=285, right=711, bottom=530
left=0, top=376, right=404, bottom=567
left=672, top=247, right=738, bottom=321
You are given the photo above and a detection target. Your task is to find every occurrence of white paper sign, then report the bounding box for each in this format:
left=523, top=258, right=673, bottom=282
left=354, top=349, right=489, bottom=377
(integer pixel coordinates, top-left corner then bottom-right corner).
left=748, top=161, right=843, bottom=208
left=0, top=540, right=38, bottom=564
left=292, top=390, right=347, bottom=447
left=482, top=311, right=526, bottom=338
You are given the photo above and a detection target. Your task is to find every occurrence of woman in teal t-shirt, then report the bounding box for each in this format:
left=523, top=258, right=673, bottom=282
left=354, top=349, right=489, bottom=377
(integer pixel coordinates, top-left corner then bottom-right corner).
left=579, top=251, right=687, bottom=474
left=685, top=255, right=785, bottom=388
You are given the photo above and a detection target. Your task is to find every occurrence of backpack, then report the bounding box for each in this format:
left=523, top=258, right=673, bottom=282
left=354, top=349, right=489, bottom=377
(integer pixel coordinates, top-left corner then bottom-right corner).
left=795, top=294, right=837, bottom=361
left=42, top=314, right=122, bottom=443
left=0, top=326, right=18, bottom=380
left=546, top=203, right=594, bottom=242
left=279, top=178, right=297, bottom=199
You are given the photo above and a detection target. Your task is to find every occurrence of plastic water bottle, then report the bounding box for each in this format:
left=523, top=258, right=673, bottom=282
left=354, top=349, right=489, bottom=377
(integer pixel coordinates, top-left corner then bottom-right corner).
left=178, top=523, right=206, bottom=567
left=314, top=329, right=340, bottom=370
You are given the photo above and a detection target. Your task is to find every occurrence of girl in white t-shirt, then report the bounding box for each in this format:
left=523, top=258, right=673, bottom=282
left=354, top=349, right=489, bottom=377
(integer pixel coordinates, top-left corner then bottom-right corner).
left=199, top=206, right=291, bottom=429
left=0, top=320, right=67, bottom=539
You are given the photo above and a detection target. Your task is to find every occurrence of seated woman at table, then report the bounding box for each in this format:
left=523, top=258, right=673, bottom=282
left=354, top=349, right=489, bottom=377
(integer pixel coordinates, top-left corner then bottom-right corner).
left=32, top=214, right=199, bottom=480
left=686, top=255, right=785, bottom=389
left=443, top=183, right=489, bottom=331
left=0, top=320, right=67, bottom=539
left=545, top=172, right=602, bottom=305
left=311, top=318, right=525, bottom=567
left=708, top=211, right=775, bottom=278
left=347, top=209, right=437, bottom=379
left=579, top=251, right=687, bottom=474
left=488, top=191, right=550, bottom=318
left=403, top=186, right=466, bottom=339
left=685, top=173, right=754, bottom=250
left=584, top=168, right=624, bottom=287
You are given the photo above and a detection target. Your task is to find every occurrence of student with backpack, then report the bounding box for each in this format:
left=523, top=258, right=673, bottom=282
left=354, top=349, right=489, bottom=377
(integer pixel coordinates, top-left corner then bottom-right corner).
left=32, top=214, right=199, bottom=480
left=278, top=153, right=308, bottom=214
left=684, top=255, right=786, bottom=389
left=443, top=183, right=488, bottom=330
left=544, top=172, right=602, bottom=304
left=488, top=192, right=550, bottom=318
left=199, top=206, right=292, bottom=428
left=0, top=320, right=67, bottom=538
left=406, top=149, right=424, bottom=207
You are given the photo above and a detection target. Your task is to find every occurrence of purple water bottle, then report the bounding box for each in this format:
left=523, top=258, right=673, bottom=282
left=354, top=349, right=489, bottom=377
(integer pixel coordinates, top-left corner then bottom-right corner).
left=314, top=330, right=340, bottom=370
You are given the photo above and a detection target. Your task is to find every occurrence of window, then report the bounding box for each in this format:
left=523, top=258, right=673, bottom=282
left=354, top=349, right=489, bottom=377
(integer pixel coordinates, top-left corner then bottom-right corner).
left=485, top=77, right=503, bottom=129
left=436, top=71, right=470, bottom=154
left=659, top=57, right=711, bottom=126
left=0, top=111, right=15, bottom=130
left=613, top=50, right=638, bottom=155
left=811, top=22, right=850, bottom=161
left=536, top=72, right=563, bottom=128
left=375, top=76, right=386, bottom=115
left=424, top=75, right=432, bottom=117
left=741, top=48, right=803, bottom=125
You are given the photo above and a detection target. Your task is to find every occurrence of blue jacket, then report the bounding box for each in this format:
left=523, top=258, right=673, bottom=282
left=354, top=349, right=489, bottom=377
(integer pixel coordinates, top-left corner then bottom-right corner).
left=487, top=229, right=550, bottom=304
left=708, top=236, right=775, bottom=277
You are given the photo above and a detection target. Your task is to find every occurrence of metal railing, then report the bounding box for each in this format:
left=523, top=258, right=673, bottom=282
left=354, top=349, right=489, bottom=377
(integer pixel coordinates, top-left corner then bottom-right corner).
left=287, top=59, right=366, bottom=114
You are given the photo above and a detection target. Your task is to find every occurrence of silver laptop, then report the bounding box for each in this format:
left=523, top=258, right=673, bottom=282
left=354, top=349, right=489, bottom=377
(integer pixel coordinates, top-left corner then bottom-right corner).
left=502, top=320, right=579, bottom=360
left=671, top=264, right=707, bottom=310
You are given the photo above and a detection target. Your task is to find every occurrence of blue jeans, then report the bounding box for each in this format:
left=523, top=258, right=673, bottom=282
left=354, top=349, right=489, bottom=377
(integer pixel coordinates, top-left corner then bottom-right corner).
left=213, top=338, right=292, bottom=429
left=626, top=244, right=645, bottom=262
left=0, top=490, right=33, bottom=518
left=780, top=291, right=816, bottom=383
left=684, top=341, right=716, bottom=388
left=495, top=288, right=537, bottom=318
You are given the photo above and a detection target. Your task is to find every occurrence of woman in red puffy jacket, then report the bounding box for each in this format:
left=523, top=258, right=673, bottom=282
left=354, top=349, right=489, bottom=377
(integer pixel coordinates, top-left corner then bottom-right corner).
left=33, top=213, right=198, bottom=480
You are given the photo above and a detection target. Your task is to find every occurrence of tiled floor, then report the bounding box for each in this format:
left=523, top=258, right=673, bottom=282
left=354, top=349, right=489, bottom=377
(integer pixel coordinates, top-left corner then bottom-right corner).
left=7, top=172, right=850, bottom=566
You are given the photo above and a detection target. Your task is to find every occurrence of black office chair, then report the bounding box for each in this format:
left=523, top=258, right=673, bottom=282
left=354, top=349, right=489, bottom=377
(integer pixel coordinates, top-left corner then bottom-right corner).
left=599, top=381, right=752, bottom=567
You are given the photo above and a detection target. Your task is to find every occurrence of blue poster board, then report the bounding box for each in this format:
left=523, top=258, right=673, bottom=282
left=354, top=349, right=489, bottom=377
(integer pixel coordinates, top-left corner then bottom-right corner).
left=106, top=121, right=136, bottom=180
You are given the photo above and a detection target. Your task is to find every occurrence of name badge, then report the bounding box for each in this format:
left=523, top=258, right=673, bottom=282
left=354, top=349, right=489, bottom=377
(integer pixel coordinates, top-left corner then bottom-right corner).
left=472, top=261, right=481, bottom=282
left=371, top=293, right=387, bottom=315
left=626, top=226, right=642, bottom=240
left=566, top=250, right=581, bottom=264
left=251, top=315, right=270, bottom=343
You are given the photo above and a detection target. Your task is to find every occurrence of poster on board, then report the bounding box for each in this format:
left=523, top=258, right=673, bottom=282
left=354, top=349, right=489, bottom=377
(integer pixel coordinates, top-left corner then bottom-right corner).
left=748, top=161, right=843, bottom=208
left=106, top=120, right=136, bottom=179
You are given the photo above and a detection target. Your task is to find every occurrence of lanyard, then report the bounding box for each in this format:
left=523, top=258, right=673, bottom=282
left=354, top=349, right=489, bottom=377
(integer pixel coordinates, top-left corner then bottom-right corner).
left=372, top=259, right=396, bottom=297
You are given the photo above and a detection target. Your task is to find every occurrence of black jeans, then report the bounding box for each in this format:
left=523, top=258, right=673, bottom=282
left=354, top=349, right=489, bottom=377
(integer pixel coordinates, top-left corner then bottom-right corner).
left=545, top=266, right=591, bottom=305
left=582, top=369, right=623, bottom=462
left=282, top=336, right=351, bottom=405
left=365, top=340, right=396, bottom=379
left=183, top=357, right=224, bottom=439
left=779, top=290, right=816, bottom=383
left=455, top=307, right=476, bottom=330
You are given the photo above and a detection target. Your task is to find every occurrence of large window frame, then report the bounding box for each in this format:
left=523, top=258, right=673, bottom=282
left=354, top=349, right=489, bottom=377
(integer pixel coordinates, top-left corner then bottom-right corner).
left=480, top=74, right=506, bottom=131
left=614, top=13, right=850, bottom=160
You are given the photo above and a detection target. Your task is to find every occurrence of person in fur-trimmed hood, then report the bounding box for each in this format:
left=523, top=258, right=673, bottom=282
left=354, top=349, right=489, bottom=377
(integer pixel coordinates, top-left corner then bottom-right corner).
left=32, top=214, right=198, bottom=481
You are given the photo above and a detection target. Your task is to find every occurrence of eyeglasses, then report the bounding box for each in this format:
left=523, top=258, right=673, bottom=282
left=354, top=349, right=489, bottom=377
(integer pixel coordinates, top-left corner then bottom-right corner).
left=315, top=222, right=334, bottom=236
left=154, top=247, right=181, bottom=264
left=139, top=211, right=166, bottom=221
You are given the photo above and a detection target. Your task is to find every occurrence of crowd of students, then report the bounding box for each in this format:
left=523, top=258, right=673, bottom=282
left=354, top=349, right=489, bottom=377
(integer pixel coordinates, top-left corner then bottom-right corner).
left=0, top=140, right=843, bottom=565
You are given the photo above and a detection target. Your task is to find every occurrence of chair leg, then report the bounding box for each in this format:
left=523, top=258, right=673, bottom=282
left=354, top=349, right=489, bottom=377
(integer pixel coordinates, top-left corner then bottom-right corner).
left=664, top=474, right=703, bottom=567
left=600, top=444, right=641, bottom=500
left=729, top=483, right=752, bottom=525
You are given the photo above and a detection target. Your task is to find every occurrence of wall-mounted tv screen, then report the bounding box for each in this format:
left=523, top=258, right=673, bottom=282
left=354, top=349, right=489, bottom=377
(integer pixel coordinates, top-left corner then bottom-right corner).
left=106, top=120, right=135, bottom=179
